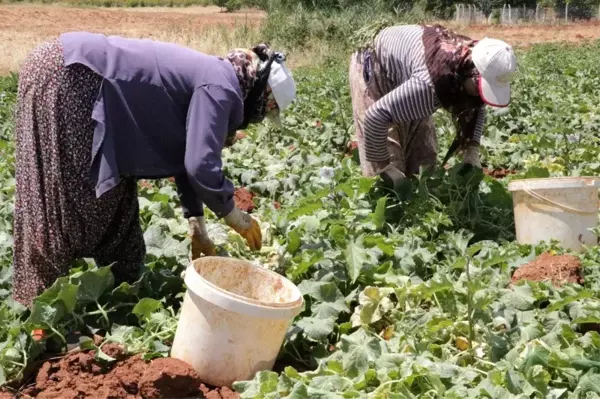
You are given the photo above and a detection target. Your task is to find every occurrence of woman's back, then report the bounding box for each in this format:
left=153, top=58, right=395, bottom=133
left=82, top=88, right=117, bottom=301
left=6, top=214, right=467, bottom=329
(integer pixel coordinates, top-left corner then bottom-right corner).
left=59, top=32, right=243, bottom=198
left=374, top=24, right=433, bottom=90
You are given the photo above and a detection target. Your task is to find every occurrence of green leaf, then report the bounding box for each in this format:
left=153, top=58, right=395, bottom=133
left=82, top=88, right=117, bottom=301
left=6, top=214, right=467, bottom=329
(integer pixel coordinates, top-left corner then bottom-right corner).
left=288, top=382, right=309, bottom=399
left=27, top=302, right=61, bottom=329
left=233, top=370, right=279, bottom=398
left=577, top=371, right=600, bottom=393
left=96, top=346, right=117, bottom=363
left=79, top=336, right=97, bottom=351
left=298, top=281, right=349, bottom=319
left=75, top=266, right=115, bottom=304
left=287, top=229, right=302, bottom=254
left=296, top=317, right=335, bottom=341
left=132, top=298, right=163, bottom=321
left=350, top=286, right=394, bottom=327
left=372, top=197, right=387, bottom=230
left=524, top=166, right=550, bottom=179
left=519, top=341, right=551, bottom=373
left=340, top=331, right=383, bottom=378
left=344, top=237, right=368, bottom=284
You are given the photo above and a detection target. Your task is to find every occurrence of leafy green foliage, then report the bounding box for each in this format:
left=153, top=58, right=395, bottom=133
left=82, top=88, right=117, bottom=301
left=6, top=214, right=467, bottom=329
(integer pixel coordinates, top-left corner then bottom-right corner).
left=1, top=39, right=600, bottom=399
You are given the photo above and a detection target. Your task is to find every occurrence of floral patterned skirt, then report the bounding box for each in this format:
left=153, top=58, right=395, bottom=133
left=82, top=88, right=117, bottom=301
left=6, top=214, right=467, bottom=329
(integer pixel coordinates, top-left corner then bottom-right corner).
left=12, top=38, right=145, bottom=306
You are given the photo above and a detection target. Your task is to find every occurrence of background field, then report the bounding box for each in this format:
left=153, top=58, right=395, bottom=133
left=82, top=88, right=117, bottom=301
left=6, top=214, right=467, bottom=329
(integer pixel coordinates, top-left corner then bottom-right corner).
left=1, top=1, right=600, bottom=398
left=0, top=3, right=599, bottom=73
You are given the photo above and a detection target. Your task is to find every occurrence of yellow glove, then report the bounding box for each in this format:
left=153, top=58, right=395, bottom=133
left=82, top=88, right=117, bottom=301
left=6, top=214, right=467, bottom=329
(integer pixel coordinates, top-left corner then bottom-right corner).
left=189, top=216, right=217, bottom=259
left=223, top=207, right=262, bottom=251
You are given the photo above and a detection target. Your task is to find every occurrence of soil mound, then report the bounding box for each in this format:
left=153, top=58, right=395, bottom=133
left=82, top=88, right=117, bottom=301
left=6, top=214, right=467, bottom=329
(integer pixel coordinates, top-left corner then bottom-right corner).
left=512, top=252, right=583, bottom=287
left=234, top=188, right=255, bottom=213
left=20, top=345, right=239, bottom=399
left=483, top=168, right=516, bottom=179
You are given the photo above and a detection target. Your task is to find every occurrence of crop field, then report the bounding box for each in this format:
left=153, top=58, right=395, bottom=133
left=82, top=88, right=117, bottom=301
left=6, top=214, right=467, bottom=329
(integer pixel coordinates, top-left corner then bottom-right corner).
left=1, top=6, right=600, bottom=398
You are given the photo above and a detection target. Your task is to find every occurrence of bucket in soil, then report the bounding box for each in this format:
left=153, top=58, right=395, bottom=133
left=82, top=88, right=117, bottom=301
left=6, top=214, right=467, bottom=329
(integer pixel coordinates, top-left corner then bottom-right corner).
left=170, top=257, right=304, bottom=388
left=508, top=177, right=600, bottom=252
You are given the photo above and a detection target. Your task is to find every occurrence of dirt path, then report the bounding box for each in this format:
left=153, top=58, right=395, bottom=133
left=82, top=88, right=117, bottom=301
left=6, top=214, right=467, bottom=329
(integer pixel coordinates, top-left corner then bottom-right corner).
left=0, top=4, right=598, bottom=74
left=461, top=20, right=600, bottom=47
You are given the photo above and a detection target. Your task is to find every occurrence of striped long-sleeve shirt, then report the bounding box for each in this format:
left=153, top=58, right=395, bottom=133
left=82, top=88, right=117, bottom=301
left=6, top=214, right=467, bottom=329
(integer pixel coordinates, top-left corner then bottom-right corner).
left=363, top=25, right=486, bottom=163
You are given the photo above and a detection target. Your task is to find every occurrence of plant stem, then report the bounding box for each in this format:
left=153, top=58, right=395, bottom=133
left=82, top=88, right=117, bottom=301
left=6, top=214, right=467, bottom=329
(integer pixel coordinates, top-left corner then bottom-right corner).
left=95, top=301, right=110, bottom=327
left=465, top=256, right=475, bottom=353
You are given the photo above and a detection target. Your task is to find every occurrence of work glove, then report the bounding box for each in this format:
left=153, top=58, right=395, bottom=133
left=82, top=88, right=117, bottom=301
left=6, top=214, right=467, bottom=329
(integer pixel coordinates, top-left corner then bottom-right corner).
left=376, top=164, right=407, bottom=191
left=189, top=216, right=217, bottom=259
left=462, top=143, right=482, bottom=168
left=224, top=207, right=262, bottom=251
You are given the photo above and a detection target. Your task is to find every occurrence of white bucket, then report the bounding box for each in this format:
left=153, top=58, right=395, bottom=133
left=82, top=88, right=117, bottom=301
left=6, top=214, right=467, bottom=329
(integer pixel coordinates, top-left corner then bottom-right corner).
left=508, top=177, right=600, bottom=252
left=170, top=257, right=304, bottom=388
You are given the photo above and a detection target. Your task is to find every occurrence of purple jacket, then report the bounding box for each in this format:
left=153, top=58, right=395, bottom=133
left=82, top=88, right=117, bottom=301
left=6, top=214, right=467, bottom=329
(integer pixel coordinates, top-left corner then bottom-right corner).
left=60, top=31, right=243, bottom=218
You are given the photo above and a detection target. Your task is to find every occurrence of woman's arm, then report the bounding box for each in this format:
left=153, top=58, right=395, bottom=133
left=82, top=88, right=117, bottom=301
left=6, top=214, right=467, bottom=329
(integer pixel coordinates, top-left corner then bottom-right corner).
left=462, top=106, right=486, bottom=168
left=471, top=106, right=486, bottom=144
left=180, top=84, right=242, bottom=218
left=363, top=76, right=438, bottom=166
left=175, top=174, right=204, bottom=218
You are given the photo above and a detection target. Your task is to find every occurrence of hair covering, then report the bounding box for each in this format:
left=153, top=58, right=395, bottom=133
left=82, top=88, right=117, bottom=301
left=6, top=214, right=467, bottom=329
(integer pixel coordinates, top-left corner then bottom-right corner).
left=421, top=24, right=484, bottom=157
left=226, top=43, right=294, bottom=130
left=226, top=48, right=260, bottom=100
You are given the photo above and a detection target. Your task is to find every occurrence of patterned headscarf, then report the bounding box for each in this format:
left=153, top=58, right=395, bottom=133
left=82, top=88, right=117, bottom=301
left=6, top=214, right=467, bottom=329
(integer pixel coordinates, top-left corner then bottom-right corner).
left=226, top=43, right=281, bottom=128
left=422, top=24, right=484, bottom=151
left=226, top=48, right=260, bottom=100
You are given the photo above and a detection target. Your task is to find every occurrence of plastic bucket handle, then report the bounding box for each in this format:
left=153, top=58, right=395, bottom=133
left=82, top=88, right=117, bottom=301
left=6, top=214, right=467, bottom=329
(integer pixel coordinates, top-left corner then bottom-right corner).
left=522, top=188, right=599, bottom=215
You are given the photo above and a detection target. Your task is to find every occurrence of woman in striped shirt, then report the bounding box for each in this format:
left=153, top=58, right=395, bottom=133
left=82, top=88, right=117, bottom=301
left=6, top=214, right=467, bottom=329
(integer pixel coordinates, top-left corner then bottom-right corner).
left=349, top=24, right=517, bottom=189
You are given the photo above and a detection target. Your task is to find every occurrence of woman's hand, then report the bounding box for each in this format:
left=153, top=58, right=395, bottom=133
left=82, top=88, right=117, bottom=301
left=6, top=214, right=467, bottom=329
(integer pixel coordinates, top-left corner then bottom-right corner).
left=462, top=143, right=482, bottom=168
left=224, top=207, right=262, bottom=251
left=375, top=164, right=406, bottom=191
left=189, top=216, right=217, bottom=259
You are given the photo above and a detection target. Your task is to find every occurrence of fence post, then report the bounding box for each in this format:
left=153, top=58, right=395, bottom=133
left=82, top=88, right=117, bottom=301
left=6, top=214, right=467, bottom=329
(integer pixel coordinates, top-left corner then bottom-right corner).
left=565, top=2, right=568, bottom=22
left=509, top=4, right=512, bottom=23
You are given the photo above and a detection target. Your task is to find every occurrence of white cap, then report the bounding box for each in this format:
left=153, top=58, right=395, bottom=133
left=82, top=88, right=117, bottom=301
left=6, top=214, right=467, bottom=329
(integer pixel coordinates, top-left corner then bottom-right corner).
left=472, top=38, right=517, bottom=107
left=268, top=62, right=296, bottom=111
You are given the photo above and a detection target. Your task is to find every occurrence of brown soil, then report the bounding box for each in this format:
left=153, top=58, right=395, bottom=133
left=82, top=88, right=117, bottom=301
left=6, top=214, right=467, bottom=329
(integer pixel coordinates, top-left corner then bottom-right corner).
left=200, top=385, right=239, bottom=399
left=484, top=167, right=517, bottom=179
left=512, top=252, right=584, bottom=287
left=18, top=345, right=239, bottom=399
left=234, top=187, right=255, bottom=213
left=460, top=20, right=600, bottom=48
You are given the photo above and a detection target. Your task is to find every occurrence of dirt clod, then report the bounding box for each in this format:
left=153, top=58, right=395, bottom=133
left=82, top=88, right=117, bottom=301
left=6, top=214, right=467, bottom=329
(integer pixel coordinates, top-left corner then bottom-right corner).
left=483, top=168, right=516, bottom=179
left=512, top=252, right=583, bottom=287
left=139, top=358, right=201, bottom=399
left=23, top=345, right=237, bottom=399
left=234, top=188, right=256, bottom=213
left=200, top=385, right=239, bottom=399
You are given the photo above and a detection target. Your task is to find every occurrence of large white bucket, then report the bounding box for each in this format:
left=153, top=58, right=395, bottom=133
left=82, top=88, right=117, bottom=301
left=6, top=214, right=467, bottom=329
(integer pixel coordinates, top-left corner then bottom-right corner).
left=170, top=257, right=304, bottom=388
left=508, top=177, right=600, bottom=252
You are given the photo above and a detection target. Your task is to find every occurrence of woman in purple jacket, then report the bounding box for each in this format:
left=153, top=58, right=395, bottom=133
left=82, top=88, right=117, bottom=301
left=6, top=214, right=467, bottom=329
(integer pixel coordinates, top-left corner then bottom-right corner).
left=12, top=32, right=296, bottom=306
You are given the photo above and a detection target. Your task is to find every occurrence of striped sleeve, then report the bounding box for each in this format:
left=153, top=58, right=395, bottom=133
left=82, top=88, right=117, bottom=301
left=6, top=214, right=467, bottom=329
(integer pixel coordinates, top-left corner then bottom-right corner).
left=363, top=76, right=438, bottom=163
left=472, top=106, right=486, bottom=144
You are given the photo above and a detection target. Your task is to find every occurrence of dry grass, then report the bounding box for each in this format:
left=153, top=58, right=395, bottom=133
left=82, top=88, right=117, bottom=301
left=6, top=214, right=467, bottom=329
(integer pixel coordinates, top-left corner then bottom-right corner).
left=0, top=4, right=265, bottom=74
left=0, top=4, right=599, bottom=75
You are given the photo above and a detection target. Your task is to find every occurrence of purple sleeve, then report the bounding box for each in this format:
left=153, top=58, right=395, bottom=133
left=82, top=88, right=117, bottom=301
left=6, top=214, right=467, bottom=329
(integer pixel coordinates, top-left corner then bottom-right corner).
left=175, top=174, right=204, bottom=218
left=179, top=84, right=240, bottom=219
